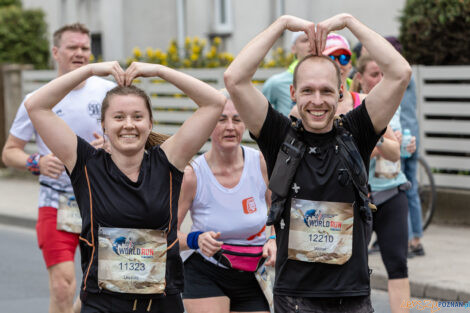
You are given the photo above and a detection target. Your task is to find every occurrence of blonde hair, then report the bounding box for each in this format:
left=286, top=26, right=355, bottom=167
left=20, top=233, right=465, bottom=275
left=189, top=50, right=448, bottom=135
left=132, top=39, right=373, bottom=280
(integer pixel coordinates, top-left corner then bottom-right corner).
left=351, top=55, right=375, bottom=93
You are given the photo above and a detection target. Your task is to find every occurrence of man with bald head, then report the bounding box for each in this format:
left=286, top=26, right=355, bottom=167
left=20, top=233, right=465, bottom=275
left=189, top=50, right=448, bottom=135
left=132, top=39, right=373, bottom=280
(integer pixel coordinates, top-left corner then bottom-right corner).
left=225, top=13, right=411, bottom=313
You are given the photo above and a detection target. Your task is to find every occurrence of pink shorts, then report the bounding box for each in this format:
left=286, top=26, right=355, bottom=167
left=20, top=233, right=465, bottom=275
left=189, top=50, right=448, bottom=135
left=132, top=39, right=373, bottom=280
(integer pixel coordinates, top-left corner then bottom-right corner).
left=36, top=206, right=79, bottom=268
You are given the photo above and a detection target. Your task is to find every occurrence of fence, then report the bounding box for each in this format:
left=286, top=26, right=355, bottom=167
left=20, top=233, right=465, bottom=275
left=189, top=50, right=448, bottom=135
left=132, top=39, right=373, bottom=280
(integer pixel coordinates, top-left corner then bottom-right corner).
left=414, top=65, right=470, bottom=189
left=17, top=65, right=470, bottom=189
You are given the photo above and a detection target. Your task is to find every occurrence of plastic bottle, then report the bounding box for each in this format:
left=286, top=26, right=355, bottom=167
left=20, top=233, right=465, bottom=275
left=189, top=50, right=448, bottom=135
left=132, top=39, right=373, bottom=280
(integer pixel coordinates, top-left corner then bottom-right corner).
left=401, top=128, right=412, bottom=158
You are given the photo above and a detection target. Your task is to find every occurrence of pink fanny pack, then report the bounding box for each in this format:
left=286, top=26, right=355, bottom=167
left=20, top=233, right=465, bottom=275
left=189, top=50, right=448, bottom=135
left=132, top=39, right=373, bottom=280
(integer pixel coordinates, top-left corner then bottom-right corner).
left=214, top=244, right=265, bottom=272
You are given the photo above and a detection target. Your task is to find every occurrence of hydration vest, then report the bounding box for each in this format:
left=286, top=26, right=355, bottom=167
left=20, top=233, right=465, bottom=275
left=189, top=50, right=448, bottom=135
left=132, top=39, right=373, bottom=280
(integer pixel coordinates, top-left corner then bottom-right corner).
left=267, top=115, right=376, bottom=226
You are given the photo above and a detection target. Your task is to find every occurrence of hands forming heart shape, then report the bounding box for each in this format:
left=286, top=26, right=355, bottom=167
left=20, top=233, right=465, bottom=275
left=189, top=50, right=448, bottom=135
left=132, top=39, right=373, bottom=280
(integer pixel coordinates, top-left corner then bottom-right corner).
left=89, top=61, right=163, bottom=87
left=283, top=13, right=351, bottom=56
left=89, top=14, right=354, bottom=85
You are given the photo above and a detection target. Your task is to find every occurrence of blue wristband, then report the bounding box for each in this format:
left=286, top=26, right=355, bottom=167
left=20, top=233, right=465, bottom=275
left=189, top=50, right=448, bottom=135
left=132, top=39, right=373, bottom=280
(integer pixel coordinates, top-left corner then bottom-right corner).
left=187, top=231, right=203, bottom=250
left=268, top=235, right=276, bottom=240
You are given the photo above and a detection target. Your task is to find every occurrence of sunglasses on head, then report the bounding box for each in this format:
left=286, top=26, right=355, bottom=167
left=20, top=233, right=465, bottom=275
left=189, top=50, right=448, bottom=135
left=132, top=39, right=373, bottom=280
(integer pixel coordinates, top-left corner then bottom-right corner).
left=329, top=54, right=351, bottom=66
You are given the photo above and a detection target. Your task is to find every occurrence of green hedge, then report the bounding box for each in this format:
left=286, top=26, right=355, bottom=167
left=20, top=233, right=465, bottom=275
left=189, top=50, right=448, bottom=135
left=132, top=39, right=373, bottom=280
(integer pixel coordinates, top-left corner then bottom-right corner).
left=399, top=0, right=470, bottom=65
left=0, top=0, right=21, bottom=7
left=0, top=5, right=49, bottom=69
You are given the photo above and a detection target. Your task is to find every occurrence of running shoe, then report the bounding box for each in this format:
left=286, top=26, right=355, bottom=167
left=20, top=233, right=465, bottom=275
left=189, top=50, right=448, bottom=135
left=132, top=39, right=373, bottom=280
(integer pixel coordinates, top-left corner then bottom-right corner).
left=409, top=243, right=425, bottom=256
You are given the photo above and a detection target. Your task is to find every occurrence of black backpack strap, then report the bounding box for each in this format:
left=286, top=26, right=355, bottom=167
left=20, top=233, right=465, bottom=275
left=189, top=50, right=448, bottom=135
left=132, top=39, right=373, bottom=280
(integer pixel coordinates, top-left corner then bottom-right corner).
left=334, top=117, right=377, bottom=222
left=267, top=117, right=306, bottom=225
left=268, top=116, right=306, bottom=197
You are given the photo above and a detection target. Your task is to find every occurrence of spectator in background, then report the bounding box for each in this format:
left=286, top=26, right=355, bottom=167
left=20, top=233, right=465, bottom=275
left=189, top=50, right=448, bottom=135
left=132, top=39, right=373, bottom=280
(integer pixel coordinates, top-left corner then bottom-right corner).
left=385, top=36, right=425, bottom=257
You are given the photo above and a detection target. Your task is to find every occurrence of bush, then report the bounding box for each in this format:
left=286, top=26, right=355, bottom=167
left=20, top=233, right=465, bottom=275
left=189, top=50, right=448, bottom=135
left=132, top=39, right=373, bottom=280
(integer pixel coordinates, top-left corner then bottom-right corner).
left=0, top=5, right=49, bottom=69
left=0, top=0, right=21, bottom=7
left=127, top=36, right=294, bottom=68
left=127, top=36, right=234, bottom=68
left=399, top=0, right=470, bottom=65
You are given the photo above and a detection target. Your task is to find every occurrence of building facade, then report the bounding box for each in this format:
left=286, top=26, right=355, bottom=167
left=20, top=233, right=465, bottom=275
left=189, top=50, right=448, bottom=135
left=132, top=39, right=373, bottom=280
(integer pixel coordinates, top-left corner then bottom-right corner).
left=23, top=0, right=406, bottom=65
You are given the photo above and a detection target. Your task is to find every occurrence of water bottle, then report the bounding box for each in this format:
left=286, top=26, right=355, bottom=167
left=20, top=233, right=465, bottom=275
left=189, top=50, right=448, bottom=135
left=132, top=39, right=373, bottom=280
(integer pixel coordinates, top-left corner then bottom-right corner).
left=401, top=128, right=412, bottom=158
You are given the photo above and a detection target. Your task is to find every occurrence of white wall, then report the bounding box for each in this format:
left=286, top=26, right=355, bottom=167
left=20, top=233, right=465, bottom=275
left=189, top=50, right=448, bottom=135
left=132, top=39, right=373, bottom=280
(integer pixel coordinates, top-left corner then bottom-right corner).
left=21, top=0, right=407, bottom=64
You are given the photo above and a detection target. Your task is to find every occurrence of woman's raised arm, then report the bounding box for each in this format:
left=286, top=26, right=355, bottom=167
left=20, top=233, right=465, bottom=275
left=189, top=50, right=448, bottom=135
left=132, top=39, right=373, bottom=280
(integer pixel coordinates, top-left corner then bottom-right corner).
left=126, top=62, right=226, bottom=171
left=24, top=62, right=124, bottom=172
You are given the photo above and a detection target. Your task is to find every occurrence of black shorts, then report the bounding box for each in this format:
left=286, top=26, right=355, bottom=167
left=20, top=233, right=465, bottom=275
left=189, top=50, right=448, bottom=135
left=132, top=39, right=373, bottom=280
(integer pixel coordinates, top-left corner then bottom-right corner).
left=80, top=291, right=184, bottom=313
left=183, top=252, right=270, bottom=312
left=274, top=294, right=374, bottom=313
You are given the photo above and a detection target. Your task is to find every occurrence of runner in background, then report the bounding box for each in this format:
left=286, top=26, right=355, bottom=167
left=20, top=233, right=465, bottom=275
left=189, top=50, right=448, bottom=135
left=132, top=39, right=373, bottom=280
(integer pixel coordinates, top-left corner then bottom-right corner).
left=178, top=93, right=275, bottom=313
left=353, top=53, right=417, bottom=313
left=1, top=23, right=115, bottom=313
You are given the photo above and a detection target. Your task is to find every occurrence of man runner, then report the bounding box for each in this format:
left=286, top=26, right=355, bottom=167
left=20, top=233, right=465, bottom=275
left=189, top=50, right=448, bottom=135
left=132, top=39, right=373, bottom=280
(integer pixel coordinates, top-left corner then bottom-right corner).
left=224, top=13, right=411, bottom=312
left=2, top=23, right=115, bottom=313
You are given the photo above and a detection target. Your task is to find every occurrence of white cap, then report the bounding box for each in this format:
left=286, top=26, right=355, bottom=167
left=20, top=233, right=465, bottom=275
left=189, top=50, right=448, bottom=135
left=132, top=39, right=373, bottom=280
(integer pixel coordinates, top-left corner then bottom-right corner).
left=290, top=31, right=305, bottom=46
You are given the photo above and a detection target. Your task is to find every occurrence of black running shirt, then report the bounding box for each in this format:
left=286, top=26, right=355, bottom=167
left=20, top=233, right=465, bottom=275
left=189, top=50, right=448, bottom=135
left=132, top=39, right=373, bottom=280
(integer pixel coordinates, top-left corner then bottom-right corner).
left=252, top=102, right=384, bottom=297
left=68, top=137, right=183, bottom=299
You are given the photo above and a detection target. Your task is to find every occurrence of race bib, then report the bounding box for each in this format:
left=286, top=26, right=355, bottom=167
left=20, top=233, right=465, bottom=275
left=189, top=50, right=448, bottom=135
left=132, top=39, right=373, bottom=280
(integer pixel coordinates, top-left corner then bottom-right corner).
left=375, top=156, right=400, bottom=179
left=56, top=193, right=82, bottom=234
left=98, top=227, right=167, bottom=294
left=288, top=199, right=353, bottom=265
left=255, top=260, right=275, bottom=313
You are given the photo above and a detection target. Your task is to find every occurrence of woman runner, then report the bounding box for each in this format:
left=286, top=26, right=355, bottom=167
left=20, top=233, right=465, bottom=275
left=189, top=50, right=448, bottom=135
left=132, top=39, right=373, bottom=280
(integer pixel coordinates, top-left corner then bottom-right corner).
left=177, top=95, right=276, bottom=313
left=25, top=61, right=226, bottom=313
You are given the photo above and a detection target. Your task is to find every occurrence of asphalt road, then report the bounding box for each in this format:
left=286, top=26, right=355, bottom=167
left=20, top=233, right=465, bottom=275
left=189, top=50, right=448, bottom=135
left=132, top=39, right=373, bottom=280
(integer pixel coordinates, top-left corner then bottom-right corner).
left=0, top=224, right=466, bottom=313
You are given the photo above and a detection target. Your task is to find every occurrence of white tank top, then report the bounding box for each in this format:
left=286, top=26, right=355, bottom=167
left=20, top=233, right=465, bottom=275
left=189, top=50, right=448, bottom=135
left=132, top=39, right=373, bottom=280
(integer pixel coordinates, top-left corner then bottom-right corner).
left=189, top=146, right=268, bottom=264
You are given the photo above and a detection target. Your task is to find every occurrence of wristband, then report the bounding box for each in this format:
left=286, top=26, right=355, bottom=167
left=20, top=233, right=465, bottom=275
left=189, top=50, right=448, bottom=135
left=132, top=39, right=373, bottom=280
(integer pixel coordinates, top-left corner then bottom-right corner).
left=187, top=231, right=203, bottom=250
left=268, top=235, right=276, bottom=240
left=376, top=136, right=384, bottom=147
left=26, top=153, right=40, bottom=176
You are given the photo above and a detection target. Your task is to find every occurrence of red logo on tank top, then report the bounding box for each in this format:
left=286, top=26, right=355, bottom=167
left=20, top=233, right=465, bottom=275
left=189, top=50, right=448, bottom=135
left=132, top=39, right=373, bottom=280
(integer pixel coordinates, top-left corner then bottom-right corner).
left=242, top=197, right=257, bottom=214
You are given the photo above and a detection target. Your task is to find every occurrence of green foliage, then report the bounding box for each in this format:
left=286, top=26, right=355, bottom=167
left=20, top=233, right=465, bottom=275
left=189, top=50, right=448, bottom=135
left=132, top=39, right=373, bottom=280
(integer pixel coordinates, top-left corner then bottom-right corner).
left=0, top=0, right=21, bottom=8
left=0, top=5, right=49, bottom=69
left=399, top=0, right=470, bottom=65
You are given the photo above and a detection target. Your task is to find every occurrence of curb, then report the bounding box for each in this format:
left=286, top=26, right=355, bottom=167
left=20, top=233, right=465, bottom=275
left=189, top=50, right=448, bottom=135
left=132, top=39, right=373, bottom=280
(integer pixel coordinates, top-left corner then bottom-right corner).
left=371, top=273, right=470, bottom=302
left=0, top=214, right=36, bottom=229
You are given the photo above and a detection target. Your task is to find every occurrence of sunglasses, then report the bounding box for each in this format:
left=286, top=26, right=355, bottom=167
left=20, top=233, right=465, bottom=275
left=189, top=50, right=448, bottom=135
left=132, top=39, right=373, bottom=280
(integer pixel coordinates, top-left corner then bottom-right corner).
left=329, top=54, right=351, bottom=66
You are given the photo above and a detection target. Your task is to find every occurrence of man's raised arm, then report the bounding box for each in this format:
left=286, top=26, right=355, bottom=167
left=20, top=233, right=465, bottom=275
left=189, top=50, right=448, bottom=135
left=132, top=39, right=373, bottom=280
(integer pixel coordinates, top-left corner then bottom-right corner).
left=224, top=15, right=315, bottom=138
left=317, top=14, right=412, bottom=133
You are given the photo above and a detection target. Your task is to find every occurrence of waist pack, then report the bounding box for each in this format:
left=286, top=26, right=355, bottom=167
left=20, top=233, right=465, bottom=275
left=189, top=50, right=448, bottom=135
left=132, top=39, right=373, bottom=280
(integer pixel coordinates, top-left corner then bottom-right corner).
left=214, top=244, right=265, bottom=272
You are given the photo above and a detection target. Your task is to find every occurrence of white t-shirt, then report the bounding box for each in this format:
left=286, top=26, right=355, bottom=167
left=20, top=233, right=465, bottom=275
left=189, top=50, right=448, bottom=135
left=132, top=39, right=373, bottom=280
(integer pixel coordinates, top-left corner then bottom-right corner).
left=10, top=76, right=116, bottom=208
left=188, top=146, right=268, bottom=265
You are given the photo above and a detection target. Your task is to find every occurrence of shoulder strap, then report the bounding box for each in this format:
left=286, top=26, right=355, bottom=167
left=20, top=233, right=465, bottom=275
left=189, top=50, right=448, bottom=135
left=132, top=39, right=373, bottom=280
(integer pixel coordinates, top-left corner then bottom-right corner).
left=334, top=117, right=377, bottom=214
left=268, top=116, right=306, bottom=198
left=266, top=117, right=306, bottom=225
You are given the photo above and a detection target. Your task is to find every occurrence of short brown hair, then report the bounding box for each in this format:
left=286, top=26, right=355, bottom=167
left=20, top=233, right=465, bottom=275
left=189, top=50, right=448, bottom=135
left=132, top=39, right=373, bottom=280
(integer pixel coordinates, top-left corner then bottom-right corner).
left=53, top=23, right=90, bottom=47
left=293, top=55, right=341, bottom=90
left=101, top=85, right=169, bottom=148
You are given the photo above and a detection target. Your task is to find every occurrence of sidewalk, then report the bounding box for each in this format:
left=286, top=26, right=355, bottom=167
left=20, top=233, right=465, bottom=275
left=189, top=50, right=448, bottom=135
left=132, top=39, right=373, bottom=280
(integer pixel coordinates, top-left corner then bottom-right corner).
left=0, top=174, right=469, bottom=302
